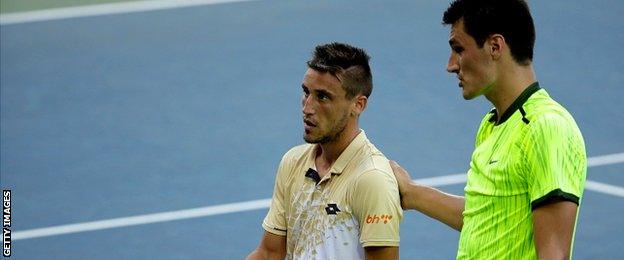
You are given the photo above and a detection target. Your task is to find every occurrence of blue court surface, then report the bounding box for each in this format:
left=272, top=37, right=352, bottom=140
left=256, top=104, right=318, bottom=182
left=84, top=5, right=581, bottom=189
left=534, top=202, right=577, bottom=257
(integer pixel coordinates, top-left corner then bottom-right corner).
left=1, top=0, right=623, bottom=259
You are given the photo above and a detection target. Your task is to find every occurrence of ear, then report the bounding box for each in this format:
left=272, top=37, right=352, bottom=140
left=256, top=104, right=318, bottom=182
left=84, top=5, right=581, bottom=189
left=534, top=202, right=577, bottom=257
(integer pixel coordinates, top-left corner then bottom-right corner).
left=488, top=34, right=506, bottom=60
left=352, top=95, right=368, bottom=117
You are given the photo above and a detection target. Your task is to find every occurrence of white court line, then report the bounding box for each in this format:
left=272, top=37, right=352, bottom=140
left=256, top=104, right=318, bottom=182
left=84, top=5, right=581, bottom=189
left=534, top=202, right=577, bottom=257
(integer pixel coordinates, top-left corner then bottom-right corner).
left=13, top=152, right=624, bottom=240
left=0, top=0, right=258, bottom=25
left=13, top=199, right=272, bottom=240
left=415, top=173, right=466, bottom=186
left=585, top=180, right=624, bottom=198
left=588, top=152, right=624, bottom=167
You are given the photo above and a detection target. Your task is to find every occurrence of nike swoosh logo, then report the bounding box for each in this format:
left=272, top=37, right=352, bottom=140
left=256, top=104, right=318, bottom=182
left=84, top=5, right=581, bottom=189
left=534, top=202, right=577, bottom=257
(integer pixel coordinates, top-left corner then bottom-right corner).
left=489, top=160, right=498, bottom=164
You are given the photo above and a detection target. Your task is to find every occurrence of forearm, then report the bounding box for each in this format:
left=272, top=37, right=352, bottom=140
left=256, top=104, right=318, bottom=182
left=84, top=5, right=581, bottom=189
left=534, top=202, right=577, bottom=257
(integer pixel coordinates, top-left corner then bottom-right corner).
left=403, top=182, right=465, bottom=231
left=247, top=232, right=286, bottom=260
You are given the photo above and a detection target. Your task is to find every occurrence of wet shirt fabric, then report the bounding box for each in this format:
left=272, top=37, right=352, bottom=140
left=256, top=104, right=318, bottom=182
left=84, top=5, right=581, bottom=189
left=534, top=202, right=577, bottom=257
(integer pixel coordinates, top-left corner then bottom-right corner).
left=457, top=83, right=587, bottom=259
left=262, top=131, right=402, bottom=259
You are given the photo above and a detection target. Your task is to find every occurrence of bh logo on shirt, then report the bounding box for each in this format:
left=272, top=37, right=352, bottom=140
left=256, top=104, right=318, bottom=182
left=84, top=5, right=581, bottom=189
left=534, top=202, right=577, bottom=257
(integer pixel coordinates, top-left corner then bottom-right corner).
left=365, top=214, right=393, bottom=224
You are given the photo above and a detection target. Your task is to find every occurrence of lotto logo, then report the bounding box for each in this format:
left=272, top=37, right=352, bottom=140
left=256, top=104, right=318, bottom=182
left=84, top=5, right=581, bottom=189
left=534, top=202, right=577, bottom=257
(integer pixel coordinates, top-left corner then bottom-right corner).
left=365, top=214, right=393, bottom=224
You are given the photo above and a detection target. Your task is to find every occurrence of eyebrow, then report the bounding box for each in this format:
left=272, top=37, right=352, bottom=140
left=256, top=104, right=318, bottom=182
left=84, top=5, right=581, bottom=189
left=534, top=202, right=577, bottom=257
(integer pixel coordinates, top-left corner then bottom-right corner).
left=316, top=89, right=333, bottom=97
left=301, top=84, right=334, bottom=97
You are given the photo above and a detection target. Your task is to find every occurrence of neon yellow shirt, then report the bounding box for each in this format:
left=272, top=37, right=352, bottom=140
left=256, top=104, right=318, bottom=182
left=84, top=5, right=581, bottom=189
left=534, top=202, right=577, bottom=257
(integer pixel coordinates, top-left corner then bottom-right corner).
left=457, top=83, right=586, bottom=259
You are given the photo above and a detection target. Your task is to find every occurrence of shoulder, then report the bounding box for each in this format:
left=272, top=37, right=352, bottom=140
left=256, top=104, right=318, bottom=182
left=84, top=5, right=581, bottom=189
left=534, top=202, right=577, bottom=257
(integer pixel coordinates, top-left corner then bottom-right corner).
left=355, top=169, right=397, bottom=189
left=523, top=112, right=585, bottom=157
left=520, top=92, right=585, bottom=152
left=350, top=167, right=400, bottom=210
left=354, top=141, right=394, bottom=178
left=354, top=155, right=397, bottom=190
left=524, top=90, right=576, bottom=125
left=525, top=105, right=581, bottom=138
left=275, top=144, right=313, bottom=181
left=340, top=138, right=395, bottom=186
left=521, top=90, right=580, bottom=134
left=343, top=133, right=398, bottom=189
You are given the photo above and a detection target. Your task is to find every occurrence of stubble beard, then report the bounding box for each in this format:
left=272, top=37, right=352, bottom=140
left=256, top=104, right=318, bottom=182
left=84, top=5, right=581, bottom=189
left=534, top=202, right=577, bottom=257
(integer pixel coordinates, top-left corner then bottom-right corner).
left=304, top=111, right=350, bottom=144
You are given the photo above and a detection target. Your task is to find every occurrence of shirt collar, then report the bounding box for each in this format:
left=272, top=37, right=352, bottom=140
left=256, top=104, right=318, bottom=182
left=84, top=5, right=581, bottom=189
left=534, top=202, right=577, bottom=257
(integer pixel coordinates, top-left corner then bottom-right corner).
left=489, top=82, right=541, bottom=125
left=330, top=130, right=368, bottom=175
left=307, top=130, right=368, bottom=176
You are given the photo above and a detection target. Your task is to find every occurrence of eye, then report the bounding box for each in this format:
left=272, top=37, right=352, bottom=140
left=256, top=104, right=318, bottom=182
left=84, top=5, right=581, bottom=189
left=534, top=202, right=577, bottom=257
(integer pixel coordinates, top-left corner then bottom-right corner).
left=452, top=45, right=464, bottom=54
left=302, top=88, right=310, bottom=97
left=318, top=93, right=329, bottom=100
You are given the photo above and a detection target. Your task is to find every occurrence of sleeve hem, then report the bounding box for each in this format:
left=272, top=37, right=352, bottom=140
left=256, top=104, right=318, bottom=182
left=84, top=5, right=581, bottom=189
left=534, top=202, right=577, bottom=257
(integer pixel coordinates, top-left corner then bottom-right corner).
left=531, top=188, right=580, bottom=210
left=361, top=240, right=400, bottom=247
left=262, top=222, right=287, bottom=236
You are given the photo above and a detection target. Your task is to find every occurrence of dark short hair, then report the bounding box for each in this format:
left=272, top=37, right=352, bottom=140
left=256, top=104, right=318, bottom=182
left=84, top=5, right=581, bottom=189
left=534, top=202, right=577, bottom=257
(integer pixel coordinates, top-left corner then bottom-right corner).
left=307, top=42, right=373, bottom=99
left=443, top=0, right=535, bottom=65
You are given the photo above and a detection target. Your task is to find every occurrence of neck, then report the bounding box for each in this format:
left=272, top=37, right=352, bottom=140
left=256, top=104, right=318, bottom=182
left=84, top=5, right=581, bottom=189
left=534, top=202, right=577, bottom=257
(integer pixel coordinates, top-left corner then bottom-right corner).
left=316, top=124, right=361, bottom=169
left=485, top=63, right=536, bottom=121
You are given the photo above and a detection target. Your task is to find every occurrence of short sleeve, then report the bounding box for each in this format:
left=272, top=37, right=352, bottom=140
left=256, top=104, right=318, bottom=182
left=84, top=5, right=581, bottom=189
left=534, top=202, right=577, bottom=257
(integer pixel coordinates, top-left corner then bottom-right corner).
left=351, top=170, right=403, bottom=247
left=262, top=155, right=289, bottom=236
left=522, top=113, right=587, bottom=209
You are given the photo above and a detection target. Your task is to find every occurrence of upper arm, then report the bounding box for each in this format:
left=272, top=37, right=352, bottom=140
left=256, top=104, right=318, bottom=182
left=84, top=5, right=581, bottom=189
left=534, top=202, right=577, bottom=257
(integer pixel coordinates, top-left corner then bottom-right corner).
left=262, top=155, right=290, bottom=236
left=251, top=152, right=293, bottom=260
left=351, top=169, right=402, bottom=247
left=365, top=246, right=398, bottom=260
left=246, top=231, right=287, bottom=260
left=523, top=114, right=586, bottom=208
left=532, top=200, right=578, bottom=260
left=523, top=114, right=585, bottom=259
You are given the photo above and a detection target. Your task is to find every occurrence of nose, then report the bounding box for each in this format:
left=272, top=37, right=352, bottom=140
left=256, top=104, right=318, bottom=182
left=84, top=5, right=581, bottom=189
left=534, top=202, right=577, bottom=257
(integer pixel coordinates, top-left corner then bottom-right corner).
left=302, top=95, right=315, bottom=115
left=446, top=53, right=459, bottom=74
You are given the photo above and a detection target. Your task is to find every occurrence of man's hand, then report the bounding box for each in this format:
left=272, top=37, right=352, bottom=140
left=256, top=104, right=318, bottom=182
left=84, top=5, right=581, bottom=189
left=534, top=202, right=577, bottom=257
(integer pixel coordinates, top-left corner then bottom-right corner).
left=389, top=160, right=416, bottom=210
left=389, top=160, right=465, bottom=231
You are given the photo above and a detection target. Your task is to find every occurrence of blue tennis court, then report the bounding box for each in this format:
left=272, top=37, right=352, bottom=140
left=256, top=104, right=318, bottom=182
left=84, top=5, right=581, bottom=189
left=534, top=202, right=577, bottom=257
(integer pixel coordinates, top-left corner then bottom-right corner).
left=1, top=0, right=623, bottom=259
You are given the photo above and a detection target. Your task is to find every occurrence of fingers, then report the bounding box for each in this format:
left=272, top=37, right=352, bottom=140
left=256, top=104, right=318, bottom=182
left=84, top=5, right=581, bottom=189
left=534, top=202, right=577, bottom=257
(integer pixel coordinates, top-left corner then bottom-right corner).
left=389, top=160, right=399, bottom=169
left=389, top=160, right=412, bottom=210
left=389, top=160, right=411, bottom=180
left=389, top=160, right=402, bottom=173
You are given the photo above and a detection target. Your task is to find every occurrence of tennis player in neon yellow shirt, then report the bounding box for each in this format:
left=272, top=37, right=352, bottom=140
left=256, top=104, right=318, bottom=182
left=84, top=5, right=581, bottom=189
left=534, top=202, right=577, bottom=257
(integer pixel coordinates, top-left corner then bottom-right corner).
left=391, top=0, right=586, bottom=259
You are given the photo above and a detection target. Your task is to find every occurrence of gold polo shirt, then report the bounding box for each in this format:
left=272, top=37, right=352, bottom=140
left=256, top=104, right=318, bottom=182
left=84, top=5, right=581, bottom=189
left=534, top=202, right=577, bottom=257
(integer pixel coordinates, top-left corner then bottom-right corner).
left=262, top=130, right=402, bottom=259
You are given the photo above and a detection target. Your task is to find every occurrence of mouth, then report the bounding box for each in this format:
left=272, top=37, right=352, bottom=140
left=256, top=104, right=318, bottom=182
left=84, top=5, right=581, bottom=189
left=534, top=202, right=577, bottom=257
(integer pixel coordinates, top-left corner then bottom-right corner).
left=303, top=119, right=317, bottom=131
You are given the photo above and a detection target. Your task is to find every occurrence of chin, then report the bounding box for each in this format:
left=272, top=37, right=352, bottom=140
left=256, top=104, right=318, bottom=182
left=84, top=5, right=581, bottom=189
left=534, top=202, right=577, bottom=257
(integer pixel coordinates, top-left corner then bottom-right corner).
left=303, top=135, right=319, bottom=144
left=462, top=93, right=477, bottom=100
left=461, top=88, right=479, bottom=100
left=461, top=90, right=472, bottom=100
